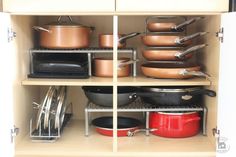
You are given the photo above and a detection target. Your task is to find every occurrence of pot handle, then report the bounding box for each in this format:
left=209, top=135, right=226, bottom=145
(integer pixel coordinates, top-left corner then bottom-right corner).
left=183, top=117, right=201, bottom=125
left=173, top=17, right=203, bottom=31
left=119, top=32, right=141, bottom=44
left=33, top=26, right=51, bottom=33
left=118, top=59, right=139, bottom=68
left=175, top=44, right=207, bottom=59
left=176, top=32, right=208, bottom=44
left=127, top=128, right=158, bottom=137
left=189, top=89, right=216, bottom=97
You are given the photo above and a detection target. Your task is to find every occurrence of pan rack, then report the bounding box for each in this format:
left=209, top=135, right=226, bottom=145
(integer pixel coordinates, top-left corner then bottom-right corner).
left=84, top=98, right=207, bottom=136
left=29, top=47, right=138, bottom=77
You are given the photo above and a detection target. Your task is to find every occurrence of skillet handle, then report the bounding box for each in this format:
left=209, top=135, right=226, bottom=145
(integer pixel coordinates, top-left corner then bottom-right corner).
left=189, top=89, right=216, bottom=97
left=132, top=92, right=166, bottom=98
left=180, top=69, right=210, bottom=78
left=175, top=44, right=207, bottom=59
left=173, top=17, right=203, bottom=31
left=127, top=128, right=158, bottom=137
left=176, top=32, right=207, bottom=44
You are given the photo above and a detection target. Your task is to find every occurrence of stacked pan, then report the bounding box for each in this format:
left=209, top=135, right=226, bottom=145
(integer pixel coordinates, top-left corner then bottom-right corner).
left=140, top=16, right=209, bottom=79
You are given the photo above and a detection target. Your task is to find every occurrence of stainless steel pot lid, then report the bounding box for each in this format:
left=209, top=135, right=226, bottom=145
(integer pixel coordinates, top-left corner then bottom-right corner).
left=140, top=86, right=202, bottom=93
left=36, top=86, right=54, bottom=129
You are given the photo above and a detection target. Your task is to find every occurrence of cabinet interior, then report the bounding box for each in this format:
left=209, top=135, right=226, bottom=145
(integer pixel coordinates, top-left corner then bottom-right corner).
left=11, top=15, right=220, bottom=156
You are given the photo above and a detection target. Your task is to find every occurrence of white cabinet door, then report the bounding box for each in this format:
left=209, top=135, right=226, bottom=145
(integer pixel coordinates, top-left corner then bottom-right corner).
left=217, top=12, right=236, bottom=157
left=116, top=0, right=228, bottom=12
left=0, top=13, right=14, bottom=157
left=3, top=0, right=115, bottom=13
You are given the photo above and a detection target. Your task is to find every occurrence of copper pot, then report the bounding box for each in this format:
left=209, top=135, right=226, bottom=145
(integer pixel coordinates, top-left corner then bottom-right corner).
left=147, top=17, right=203, bottom=32
left=33, top=16, right=94, bottom=49
left=141, top=32, right=207, bottom=47
left=99, top=32, right=140, bottom=48
left=141, top=62, right=209, bottom=79
left=142, top=44, right=207, bottom=61
left=93, top=57, right=135, bottom=77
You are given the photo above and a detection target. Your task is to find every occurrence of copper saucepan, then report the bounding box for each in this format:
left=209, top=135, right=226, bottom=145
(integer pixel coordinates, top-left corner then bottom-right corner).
left=33, top=16, right=94, bottom=49
left=93, top=57, right=137, bottom=77
left=141, top=62, right=209, bottom=79
left=99, top=32, right=140, bottom=48
left=141, top=32, right=207, bottom=47
left=147, top=17, right=203, bottom=32
left=142, top=44, right=207, bottom=61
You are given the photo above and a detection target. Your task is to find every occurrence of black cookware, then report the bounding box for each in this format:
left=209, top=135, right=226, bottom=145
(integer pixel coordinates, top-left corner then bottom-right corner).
left=138, top=86, right=216, bottom=106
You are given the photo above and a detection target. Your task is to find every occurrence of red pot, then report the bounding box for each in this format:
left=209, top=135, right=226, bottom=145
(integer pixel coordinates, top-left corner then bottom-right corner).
left=149, top=112, right=200, bottom=138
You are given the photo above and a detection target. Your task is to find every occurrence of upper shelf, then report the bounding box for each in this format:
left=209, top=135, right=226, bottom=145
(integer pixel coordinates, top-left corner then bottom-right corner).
left=3, top=0, right=228, bottom=15
left=22, top=76, right=211, bottom=86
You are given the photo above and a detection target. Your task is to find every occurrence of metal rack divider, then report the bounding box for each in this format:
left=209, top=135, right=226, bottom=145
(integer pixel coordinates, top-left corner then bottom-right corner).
left=30, top=48, right=137, bottom=77
left=84, top=98, right=207, bottom=136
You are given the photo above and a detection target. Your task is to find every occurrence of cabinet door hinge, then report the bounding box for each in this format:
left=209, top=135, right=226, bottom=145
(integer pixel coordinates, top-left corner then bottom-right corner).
left=216, top=28, right=224, bottom=43
left=11, top=126, right=19, bottom=143
left=213, top=127, right=220, bottom=137
left=8, top=27, right=16, bottom=43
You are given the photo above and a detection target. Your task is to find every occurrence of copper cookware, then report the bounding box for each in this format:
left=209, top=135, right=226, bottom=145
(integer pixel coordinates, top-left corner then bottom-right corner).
left=141, top=32, right=207, bottom=47
left=93, top=57, right=135, bottom=77
left=142, top=44, right=207, bottom=61
left=99, top=32, right=140, bottom=48
left=147, top=17, right=203, bottom=32
left=141, top=62, right=209, bottom=79
left=33, top=16, right=94, bottom=49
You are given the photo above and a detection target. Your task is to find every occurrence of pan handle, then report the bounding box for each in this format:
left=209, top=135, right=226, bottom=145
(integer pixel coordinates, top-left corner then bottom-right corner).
left=180, top=69, right=211, bottom=79
left=173, top=17, right=203, bottom=31
left=175, top=44, right=207, bottom=59
left=33, top=26, right=51, bottom=33
left=119, top=32, right=141, bottom=44
left=189, top=89, right=216, bottom=97
left=127, top=128, right=158, bottom=137
left=176, top=32, right=207, bottom=44
left=129, top=92, right=166, bottom=99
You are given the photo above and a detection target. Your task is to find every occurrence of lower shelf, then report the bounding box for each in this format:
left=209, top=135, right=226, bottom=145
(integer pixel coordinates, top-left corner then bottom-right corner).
left=15, top=120, right=215, bottom=157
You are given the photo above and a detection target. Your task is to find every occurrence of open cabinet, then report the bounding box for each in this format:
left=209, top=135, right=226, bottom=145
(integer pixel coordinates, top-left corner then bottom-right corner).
left=0, top=4, right=235, bottom=157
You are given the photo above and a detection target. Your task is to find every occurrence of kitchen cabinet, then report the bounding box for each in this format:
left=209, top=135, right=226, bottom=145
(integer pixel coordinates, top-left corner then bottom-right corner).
left=0, top=1, right=235, bottom=157
left=116, top=0, right=229, bottom=13
left=2, top=0, right=115, bottom=14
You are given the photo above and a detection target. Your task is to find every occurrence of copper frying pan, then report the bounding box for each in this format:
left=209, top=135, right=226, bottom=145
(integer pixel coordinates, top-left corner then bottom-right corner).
left=141, top=32, right=207, bottom=47
left=142, top=44, right=207, bottom=61
left=141, top=62, right=209, bottom=79
left=147, top=17, right=203, bottom=32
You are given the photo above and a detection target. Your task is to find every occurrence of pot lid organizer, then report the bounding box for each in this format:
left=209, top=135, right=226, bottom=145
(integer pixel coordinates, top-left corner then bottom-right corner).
left=30, top=86, right=73, bottom=142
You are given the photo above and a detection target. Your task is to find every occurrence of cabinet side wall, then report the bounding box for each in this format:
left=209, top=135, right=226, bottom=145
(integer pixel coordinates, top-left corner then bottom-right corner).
left=11, top=16, right=40, bottom=145
left=195, top=15, right=221, bottom=146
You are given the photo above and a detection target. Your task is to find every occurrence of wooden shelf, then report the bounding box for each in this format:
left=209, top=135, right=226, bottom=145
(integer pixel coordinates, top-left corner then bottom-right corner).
left=22, top=76, right=211, bottom=86
left=15, top=120, right=215, bottom=157
left=117, top=134, right=215, bottom=156
left=21, top=77, right=113, bottom=86
left=117, top=76, right=212, bottom=86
